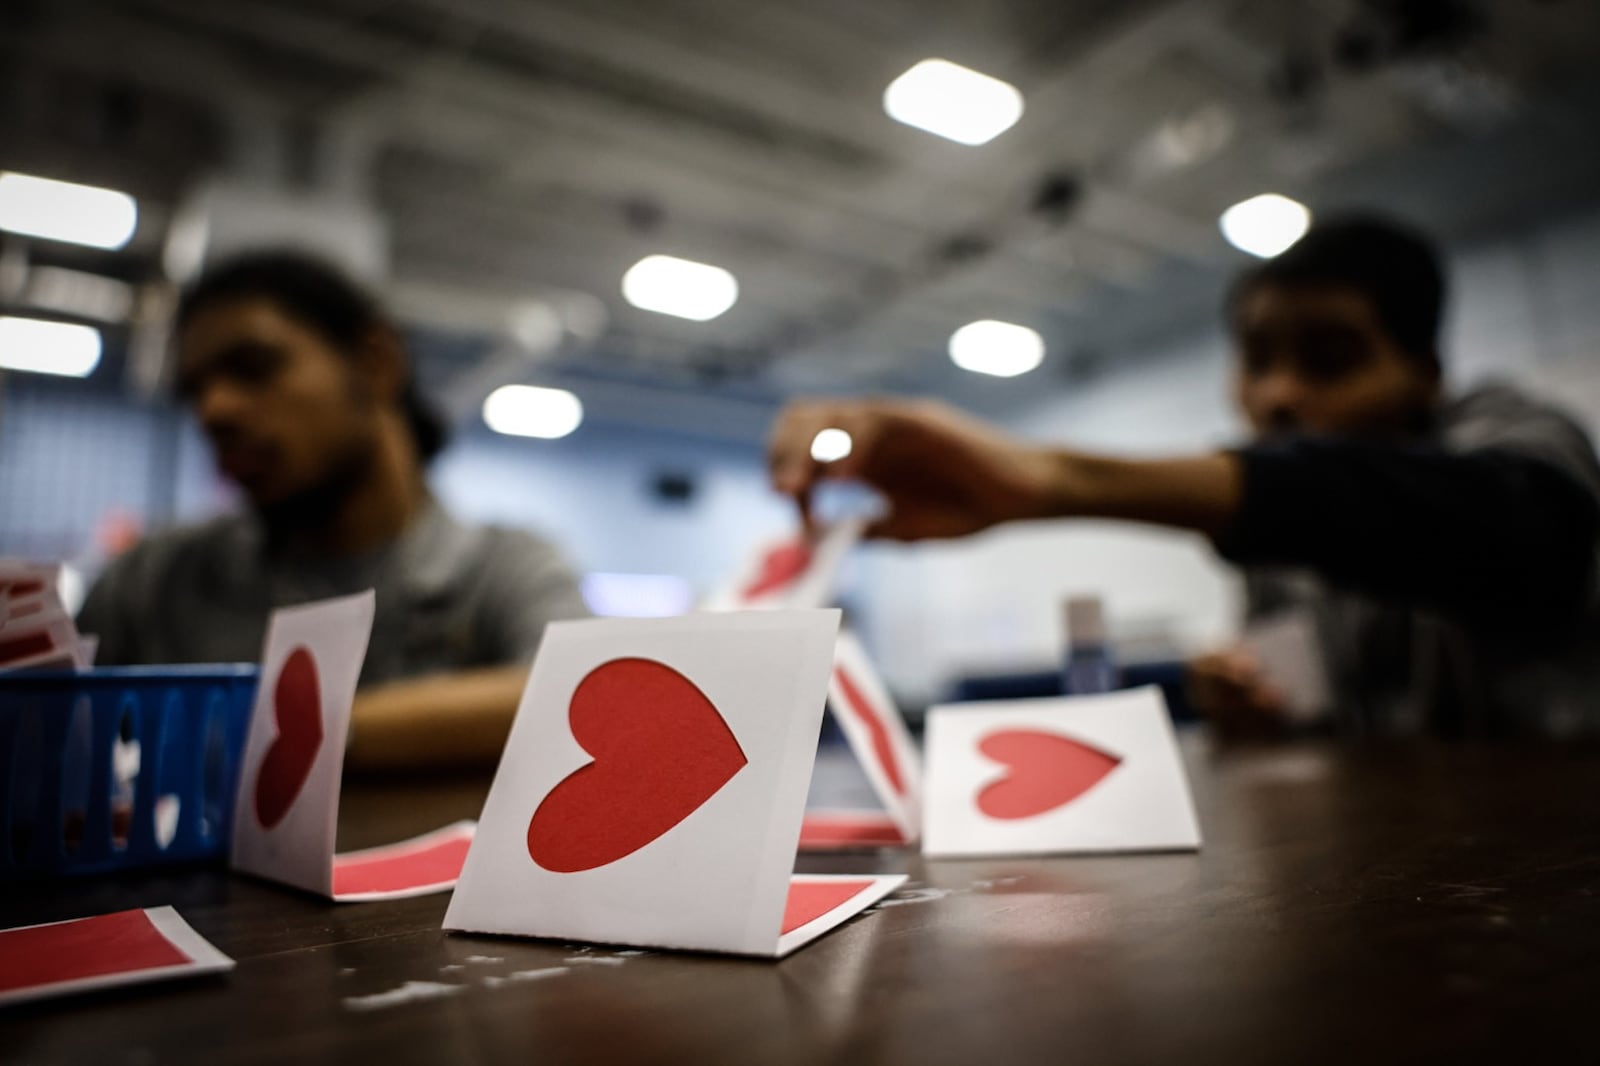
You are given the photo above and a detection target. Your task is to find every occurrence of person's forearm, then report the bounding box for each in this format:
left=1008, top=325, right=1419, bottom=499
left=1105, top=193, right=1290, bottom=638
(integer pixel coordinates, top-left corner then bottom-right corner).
left=346, top=664, right=530, bottom=772
left=1031, top=438, right=1597, bottom=624
left=1034, top=449, right=1246, bottom=536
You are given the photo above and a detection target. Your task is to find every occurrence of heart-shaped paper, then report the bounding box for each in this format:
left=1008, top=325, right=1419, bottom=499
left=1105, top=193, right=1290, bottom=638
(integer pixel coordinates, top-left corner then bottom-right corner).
left=253, top=646, right=324, bottom=829
left=976, top=729, right=1121, bottom=820
left=742, top=540, right=811, bottom=601
left=527, top=658, right=748, bottom=873
left=832, top=667, right=904, bottom=795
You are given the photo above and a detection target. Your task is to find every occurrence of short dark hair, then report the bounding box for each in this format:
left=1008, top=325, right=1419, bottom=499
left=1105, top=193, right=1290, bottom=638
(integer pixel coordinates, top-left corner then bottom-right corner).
left=1228, top=214, right=1447, bottom=371
left=176, top=250, right=449, bottom=462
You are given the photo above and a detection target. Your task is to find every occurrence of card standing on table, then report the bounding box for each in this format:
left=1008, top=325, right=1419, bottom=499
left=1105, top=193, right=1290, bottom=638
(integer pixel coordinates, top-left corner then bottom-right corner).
left=231, top=591, right=477, bottom=901
left=446, top=610, right=904, bottom=958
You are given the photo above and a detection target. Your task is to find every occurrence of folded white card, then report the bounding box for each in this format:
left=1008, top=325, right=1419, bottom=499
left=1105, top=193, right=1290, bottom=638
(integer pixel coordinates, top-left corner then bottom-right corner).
left=228, top=592, right=478, bottom=902
left=923, top=687, right=1201, bottom=858
left=803, top=629, right=922, bottom=847
left=704, top=519, right=864, bottom=611
left=1242, top=608, right=1332, bottom=725
left=445, top=610, right=904, bottom=957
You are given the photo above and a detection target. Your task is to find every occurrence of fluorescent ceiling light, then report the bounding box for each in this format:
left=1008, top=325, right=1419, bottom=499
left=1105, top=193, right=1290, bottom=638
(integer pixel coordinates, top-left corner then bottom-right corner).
left=884, top=59, right=1024, bottom=146
left=622, top=255, right=738, bottom=321
left=810, top=428, right=853, bottom=463
left=0, top=317, right=103, bottom=378
left=580, top=572, right=695, bottom=618
left=949, top=320, right=1045, bottom=378
left=1219, top=193, right=1311, bottom=258
left=0, top=172, right=138, bottom=250
left=483, top=384, right=584, bottom=440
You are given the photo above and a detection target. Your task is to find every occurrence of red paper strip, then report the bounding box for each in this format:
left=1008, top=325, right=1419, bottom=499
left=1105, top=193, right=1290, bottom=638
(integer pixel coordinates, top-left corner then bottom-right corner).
left=781, top=878, right=878, bottom=935
left=0, top=910, right=190, bottom=995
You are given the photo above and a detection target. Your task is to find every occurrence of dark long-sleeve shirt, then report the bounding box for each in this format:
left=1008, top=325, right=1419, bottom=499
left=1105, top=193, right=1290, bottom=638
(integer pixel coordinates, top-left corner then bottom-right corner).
left=1217, top=383, right=1600, bottom=738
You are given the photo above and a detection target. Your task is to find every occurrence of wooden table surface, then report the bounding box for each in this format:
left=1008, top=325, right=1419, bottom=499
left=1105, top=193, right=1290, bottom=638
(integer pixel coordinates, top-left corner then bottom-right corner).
left=4, top=733, right=1598, bottom=1065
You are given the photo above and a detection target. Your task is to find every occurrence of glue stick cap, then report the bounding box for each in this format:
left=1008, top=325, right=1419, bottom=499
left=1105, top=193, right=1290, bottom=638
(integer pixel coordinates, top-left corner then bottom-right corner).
left=1063, top=595, right=1107, bottom=646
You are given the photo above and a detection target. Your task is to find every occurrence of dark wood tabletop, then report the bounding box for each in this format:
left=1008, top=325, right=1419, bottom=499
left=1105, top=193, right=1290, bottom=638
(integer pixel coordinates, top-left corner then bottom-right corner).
left=4, top=732, right=1598, bottom=1066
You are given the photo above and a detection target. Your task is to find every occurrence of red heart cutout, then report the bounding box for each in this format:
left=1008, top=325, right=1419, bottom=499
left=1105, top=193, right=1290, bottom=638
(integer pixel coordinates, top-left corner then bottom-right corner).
left=742, top=540, right=812, bottom=600
left=253, top=646, right=324, bottom=829
left=976, top=729, right=1121, bottom=820
left=527, top=658, right=748, bottom=873
left=832, top=666, right=905, bottom=796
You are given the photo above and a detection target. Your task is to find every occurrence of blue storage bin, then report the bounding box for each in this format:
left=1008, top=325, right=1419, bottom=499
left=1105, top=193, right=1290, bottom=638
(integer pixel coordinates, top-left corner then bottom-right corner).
left=0, top=666, right=258, bottom=880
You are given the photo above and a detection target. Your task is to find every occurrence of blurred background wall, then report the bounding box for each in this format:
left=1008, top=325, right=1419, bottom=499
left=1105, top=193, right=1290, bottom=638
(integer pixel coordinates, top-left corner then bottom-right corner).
left=3, top=0, right=1599, bottom=703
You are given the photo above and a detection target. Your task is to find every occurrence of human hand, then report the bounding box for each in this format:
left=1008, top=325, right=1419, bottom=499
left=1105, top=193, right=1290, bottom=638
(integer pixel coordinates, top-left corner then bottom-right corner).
left=767, top=397, right=1062, bottom=540
left=1186, top=647, right=1290, bottom=739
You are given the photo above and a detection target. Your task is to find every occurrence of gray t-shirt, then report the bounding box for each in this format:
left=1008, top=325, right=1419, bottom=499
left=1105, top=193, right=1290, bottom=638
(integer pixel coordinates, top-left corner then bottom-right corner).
left=1243, top=383, right=1600, bottom=739
left=77, top=500, right=590, bottom=685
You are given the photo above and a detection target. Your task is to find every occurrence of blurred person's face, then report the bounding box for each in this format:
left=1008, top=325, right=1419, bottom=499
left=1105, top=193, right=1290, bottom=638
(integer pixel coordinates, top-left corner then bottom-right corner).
left=1232, top=283, right=1439, bottom=438
left=176, top=299, right=382, bottom=512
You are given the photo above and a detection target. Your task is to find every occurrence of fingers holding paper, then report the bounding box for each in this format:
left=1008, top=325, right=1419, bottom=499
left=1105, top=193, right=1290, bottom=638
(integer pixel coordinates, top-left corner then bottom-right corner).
left=766, top=398, right=1063, bottom=542
left=1186, top=647, right=1290, bottom=738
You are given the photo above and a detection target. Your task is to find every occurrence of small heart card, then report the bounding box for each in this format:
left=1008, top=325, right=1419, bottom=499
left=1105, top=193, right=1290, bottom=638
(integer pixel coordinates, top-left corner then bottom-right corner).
left=0, top=561, right=88, bottom=672
left=230, top=591, right=476, bottom=900
left=0, top=561, right=56, bottom=603
left=704, top=518, right=865, bottom=611
left=444, top=610, right=905, bottom=957
left=922, top=687, right=1201, bottom=858
left=799, top=629, right=922, bottom=850
left=1242, top=608, right=1333, bottom=725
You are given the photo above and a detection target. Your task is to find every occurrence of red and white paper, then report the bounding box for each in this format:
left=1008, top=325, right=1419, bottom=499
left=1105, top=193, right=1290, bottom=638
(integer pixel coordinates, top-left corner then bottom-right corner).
left=1242, top=608, right=1333, bottom=725
left=332, top=821, right=477, bottom=902
left=0, top=617, right=80, bottom=673
left=922, top=687, right=1201, bottom=858
left=445, top=611, right=905, bottom=957
left=0, top=907, right=233, bottom=1008
left=0, top=561, right=97, bottom=672
left=230, top=591, right=474, bottom=901
left=704, top=518, right=864, bottom=611
left=800, top=629, right=922, bottom=850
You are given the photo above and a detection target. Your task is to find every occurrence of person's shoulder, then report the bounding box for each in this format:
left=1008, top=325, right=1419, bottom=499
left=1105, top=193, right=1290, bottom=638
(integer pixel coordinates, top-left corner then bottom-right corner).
left=1443, top=381, right=1595, bottom=447
left=440, top=516, right=588, bottom=620
left=1443, top=380, right=1600, bottom=492
left=468, top=521, right=571, bottom=568
left=98, top=514, right=251, bottom=586
left=1446, top=381, right=1583, bottom=427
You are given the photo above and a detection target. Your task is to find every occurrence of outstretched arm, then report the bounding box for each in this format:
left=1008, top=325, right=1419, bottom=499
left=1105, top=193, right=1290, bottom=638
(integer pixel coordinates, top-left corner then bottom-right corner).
left=767, top=397, right=1243, bottom=540
left=768, top=397, right=1597, bottom=624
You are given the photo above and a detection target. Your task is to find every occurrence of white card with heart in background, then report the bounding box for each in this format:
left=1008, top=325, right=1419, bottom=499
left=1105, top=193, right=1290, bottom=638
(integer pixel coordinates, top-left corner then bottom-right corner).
left=0, top=562, right=81, bottom=673
left=1242, top=608, right=1332, bottom=725
left=704, top=518, right=865, bottom=611
left=445, top=610, right=905, bottom=957
left=231, top=591, right=375, bottom=895
left=802, top=629, right=922, bottom=848
left=922, top=687, right=1201, bottom=859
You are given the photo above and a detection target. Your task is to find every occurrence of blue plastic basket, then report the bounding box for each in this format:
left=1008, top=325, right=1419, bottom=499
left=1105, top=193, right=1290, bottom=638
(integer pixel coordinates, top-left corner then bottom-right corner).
left=0, top=666, right=258, bottom=880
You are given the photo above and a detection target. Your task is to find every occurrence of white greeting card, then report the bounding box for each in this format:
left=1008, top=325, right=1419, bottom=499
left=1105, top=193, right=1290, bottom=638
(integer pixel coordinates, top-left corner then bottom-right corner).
left=801, top=630, right=922, bottom=848
left=445, top=610, right=904, bottom=957
left=922, top=687, right=1201, bottom=858
left=1242, top=608, right=1333, bottom=725
left=231, top=591, right=375, bottom=895
left=228, top=592, right=475, bottom=901
left=704, top=518, right=864, bottom=611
